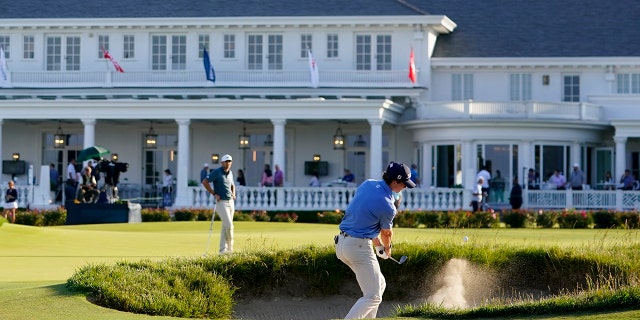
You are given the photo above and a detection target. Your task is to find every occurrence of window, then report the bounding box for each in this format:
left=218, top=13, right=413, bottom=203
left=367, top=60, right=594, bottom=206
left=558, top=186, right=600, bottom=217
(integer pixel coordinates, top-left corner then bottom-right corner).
left=356, top=34, right=391, bottom=70
left=247, top=34, right=282, bottom=70
left=327, top=34, right=338, bottom=58
left=452, top=73, right=474, bottom=100
left=0, top=36, right=9, bottom=58
left=123, top=35, right=135, bottom=59
left=151, top=35, right=186, bottom=70
left=198, top=34, right=209, bottom=59
left=224, top=34, right=235, bottom=59
left=23, top=35, right=34, bottom=59
left=98, top=35, right=109, bottom=58
left=616, top=73, right=640, bottom=94
left=510, top=73, right=532, bottom=101
left=46, top=35, right=80, bottom=71
left=300, top=34, right=312, bottom=58
left=563, top=75, right=580, bottom=102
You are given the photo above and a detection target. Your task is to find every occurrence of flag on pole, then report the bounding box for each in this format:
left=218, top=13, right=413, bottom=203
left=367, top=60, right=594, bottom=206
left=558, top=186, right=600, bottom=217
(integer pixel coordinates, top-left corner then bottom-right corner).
left=203, top=48, right=216, bottom=83
left=0, top=47, right=8, bottom=83
left=408, top=47, right=417, bottom=83
left=308, top=49, right=319, bottom=88
left=102, top=49, right=124, bottom=73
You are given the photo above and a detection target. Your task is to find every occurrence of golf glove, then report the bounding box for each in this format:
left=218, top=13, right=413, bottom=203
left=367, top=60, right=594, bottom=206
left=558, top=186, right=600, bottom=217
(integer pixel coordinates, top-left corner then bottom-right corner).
left=375, top=246, right=389, bottom=259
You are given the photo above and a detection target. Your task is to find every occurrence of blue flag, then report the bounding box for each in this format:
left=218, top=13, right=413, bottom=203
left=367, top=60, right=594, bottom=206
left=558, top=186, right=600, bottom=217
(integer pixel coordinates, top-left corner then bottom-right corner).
left=203, top=48, right=216, bottom=83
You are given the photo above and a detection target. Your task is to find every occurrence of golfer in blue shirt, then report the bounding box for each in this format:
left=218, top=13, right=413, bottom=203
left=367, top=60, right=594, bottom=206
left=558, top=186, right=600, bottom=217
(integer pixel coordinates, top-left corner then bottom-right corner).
left=336, top=162, right=415, bottom=318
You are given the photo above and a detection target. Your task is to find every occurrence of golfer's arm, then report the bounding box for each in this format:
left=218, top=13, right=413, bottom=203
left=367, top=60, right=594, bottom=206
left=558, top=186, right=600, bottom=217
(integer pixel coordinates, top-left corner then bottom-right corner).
left=201, top=178, right=215, bottom=195
left=379, top=228, right=393, bottom=254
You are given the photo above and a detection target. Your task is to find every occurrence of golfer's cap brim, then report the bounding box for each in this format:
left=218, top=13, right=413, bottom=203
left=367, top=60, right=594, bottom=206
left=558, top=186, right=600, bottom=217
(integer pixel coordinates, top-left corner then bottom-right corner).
left=403, top=179, right=416, bottom=188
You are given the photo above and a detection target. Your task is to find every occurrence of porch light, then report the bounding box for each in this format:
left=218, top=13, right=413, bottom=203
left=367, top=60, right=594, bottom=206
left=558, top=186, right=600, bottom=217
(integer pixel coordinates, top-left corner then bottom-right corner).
left=333, top=123, right=345, bottom=150
left=12, top=153, right=20, bottom=161
left=145, top=121, right=158, bottom=149
left=238, top=124, right=250, bottom=149
left=313, top=154, right=321, bottom=161
left=112, top=153, right=119, bottom=161
left=211, top=153, right=220, bottom=164
left=54, top=121, right=66, bottom=149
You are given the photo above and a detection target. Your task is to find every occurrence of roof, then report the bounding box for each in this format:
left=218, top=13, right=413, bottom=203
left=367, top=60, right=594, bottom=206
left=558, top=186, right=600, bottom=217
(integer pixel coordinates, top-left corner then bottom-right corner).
left=2, top=0, right=640, bottom=58
left=416, top=0, right=640, bottom=58
left=0, top=0, right=423, bottom=18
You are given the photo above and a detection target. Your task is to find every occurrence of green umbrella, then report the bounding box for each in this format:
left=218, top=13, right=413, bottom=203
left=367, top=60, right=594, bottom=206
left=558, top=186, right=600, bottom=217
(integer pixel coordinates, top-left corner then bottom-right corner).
left=77, top=146, right=110, bottom=162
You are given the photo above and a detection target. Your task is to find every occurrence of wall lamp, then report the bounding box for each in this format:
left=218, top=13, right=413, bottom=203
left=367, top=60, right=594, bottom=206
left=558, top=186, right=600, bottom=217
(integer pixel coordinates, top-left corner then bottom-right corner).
left=238, top=124, right=250, bottom=149
left=112, top=153, right=119, bottom=161
left=333, top=122, right=345, bottom=150
left=54, top=121, right=66, bottom=149
left=211, top=153, right=220, bottom=164
left=12, top=153, right=20, bottom=161
left=313, top=154, right=321, bottom=161
left=145, top=121, right=158, bottom=149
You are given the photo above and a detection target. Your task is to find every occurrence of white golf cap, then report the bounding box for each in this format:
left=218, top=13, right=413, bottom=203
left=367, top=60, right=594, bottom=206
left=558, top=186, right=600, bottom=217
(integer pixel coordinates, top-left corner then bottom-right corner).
left=204, top=163, right=209, bottom=167
left=221, top=154, right=233, bottom=162
left=573, top=163, right=579, bottom=167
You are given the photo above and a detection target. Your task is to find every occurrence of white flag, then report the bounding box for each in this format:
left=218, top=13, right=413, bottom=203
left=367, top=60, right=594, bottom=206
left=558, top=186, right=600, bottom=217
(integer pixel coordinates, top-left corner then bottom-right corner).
left=0, top=47, right=8, bottom=84
left=308, top=49, right=319, bottom=88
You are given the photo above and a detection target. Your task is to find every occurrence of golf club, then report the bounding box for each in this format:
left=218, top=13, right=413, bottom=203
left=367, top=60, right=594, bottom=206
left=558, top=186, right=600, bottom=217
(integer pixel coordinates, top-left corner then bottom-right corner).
left=203, top=208, right=216, bottom=256
left=390, top=255, right=408, bottom=265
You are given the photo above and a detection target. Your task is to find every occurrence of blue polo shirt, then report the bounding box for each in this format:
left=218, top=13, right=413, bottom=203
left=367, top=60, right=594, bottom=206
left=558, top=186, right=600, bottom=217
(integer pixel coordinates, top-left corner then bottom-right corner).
left=206, top=166, right=234, bottom=200
left=339, top=179, right=396, bottom=239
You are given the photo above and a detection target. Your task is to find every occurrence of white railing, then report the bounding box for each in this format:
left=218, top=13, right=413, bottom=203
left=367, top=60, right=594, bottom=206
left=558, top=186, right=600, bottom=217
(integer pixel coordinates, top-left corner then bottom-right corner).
left=418, top=101, right=603, bottom=121
left=525, top=189, right=640, bottom=211
left=2, top=70, right=415, bottom=89
left=186, top=186, right=467, bottom=211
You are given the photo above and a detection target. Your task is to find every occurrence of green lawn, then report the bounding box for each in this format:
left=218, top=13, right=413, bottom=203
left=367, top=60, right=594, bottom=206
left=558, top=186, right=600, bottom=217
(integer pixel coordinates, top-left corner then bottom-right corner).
left=1, top=221, right=640, bottom=319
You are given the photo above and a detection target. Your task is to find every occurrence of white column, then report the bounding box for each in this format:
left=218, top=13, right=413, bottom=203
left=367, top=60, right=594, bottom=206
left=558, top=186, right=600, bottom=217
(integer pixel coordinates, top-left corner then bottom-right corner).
left=422, top=143, right=431, bottom=188
left=81, top=119, right=96, bottom=148
left=271, top=119, right=286, bottom=181
left=572, top=141, right=581, bottom=168
left=521, top=140, right=532, bottom=186
left=368, top=119, right=384, bottom=179
left=614, top=136, right=627, bottom=183
left=173, top=119, right=191, bottom=207
left=462, top=140, right=474, bottom=189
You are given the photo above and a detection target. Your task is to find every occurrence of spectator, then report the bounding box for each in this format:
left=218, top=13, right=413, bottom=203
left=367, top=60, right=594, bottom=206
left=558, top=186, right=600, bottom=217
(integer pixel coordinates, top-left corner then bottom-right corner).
left=79, top=166, right=99, bottom=203
left=548, top=169, right=566, bottom=190
left=309, top=170, right=321, bottom=187
left=342, top=169, right=355, bottom=183
left=236, top=169, right=246, bottom=186
left=476, top=166, right=491, bottom=200
left=410, top=164, right=421, bottom=187
left=200, top=163, right=210, bottom=183
left=49, top=163, right=59, bottom=192
left=620, top=169, right=635, bottom=190
left=492, top=170, right=506, bottom=202
left=162, top=169, right=174, bottom=207
left=569, top=163, right=585, bottom=190
left=604, top=171, right=615, bottom=190
left=65, top=158, right=78, bottom=202
left=2, top=180, right=18, bottom=223
left=471, top=177, right=485, bottom=213
left=509, top=177, right=523, bottom=209
left=527, top=168, right=540, bottom=190
left=273, top=164, right=284, bottom=187
left=261, top=164, right=274, bottom=187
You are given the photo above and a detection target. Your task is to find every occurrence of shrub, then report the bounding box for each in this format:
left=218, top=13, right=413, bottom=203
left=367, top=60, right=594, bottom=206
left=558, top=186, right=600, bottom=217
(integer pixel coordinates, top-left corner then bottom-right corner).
left=619, top=211, right=640, bottom=229
left=592, top=210, right=619, bottom=229
left=466, top=210, right=499, bottom=228
left=251, top=210, right=270, bottom=222
left=272, top=212, right=298, bottom=223
left=317, top=210, right=344, bottom=224
left=15, top=210, right=43, bottom=226
left=234, top=211, right=254, bottom=221
left=42, top=208, right=67, bottom=226
left=536, top=209, right=560, bottom=228
left=394, top=211, right=420, bottom=228
left=174, top=209, right=197, bottom=221
left=420, top=211, right=445, bottom=228
left=141, top=208, right=171, bottom=222
left=501, top=210, right=533, bottom=228
left=558, top=209, right=593, bottom=228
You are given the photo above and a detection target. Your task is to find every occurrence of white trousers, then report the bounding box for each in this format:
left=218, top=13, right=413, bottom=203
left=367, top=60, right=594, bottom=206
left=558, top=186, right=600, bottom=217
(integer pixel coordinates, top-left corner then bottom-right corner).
left=335, top=234, right=386, bottom=319
left=215, top=199, right=235, bottom=254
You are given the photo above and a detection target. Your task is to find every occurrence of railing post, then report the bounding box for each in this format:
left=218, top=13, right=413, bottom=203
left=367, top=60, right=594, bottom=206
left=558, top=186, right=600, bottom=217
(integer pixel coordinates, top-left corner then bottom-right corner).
left=464, top=100, right=471, bottom=118
left=616, top=190, right=623, bottom=211
left=566, top=189, right=572, bottom=209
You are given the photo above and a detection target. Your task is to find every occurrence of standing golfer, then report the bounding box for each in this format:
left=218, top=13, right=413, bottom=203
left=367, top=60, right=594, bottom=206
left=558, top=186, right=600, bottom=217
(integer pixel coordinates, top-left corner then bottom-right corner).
left=201, top=154, right=236, bottom=254
left=336, top=162, right=415, bottom=319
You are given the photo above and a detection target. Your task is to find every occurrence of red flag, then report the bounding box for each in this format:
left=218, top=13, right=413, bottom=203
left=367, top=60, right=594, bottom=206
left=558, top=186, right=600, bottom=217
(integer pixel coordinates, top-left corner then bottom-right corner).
left=102, top=49, right=124, bottom=73
left=408, top=47, right=417, bottom=83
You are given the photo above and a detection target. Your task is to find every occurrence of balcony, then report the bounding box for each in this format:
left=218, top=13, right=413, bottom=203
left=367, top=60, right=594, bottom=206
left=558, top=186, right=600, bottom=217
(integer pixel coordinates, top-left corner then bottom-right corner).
left=1, top=70, right=416, bottom=89
left=418, top=100, right=603, bottom=121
